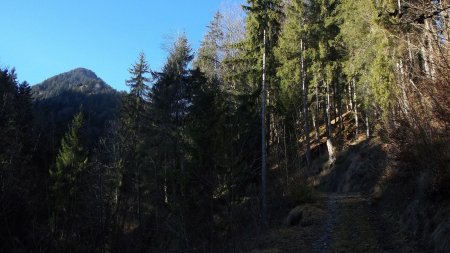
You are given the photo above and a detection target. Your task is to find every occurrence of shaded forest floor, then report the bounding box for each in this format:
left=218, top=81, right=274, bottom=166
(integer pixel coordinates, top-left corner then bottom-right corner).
left=247, top=193, right=421, bottom=253
left=245, top=135, right=435, bottom=253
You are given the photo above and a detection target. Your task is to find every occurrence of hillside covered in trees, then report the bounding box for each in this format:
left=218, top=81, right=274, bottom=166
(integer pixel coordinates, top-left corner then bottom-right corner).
left=32, top=68, right=120, bottom=147
left=0, top=0, right=449, bottom=252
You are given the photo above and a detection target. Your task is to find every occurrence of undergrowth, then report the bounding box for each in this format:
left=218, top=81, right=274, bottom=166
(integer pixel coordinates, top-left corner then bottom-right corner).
left=286, top=175, right=318, bottom=207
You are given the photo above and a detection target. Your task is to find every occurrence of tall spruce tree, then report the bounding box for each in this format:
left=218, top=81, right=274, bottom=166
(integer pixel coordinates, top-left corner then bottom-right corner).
left=0, top=68, right=36, bottom=251
left=51, top=110, right=88, bottom=250
left=243, top=0, right=283, bottom=225
left=149, top=35, right=194, bottom=249
left=116, top=52, right=152, bottom=237
left=339, top=0, right=393, bottom=132
left=275, top=0, right=313, bottom=166
left=195, top=11, right=224, bottom=82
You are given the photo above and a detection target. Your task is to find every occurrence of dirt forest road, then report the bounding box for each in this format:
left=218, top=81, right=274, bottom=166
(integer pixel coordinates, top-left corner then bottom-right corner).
left=250, top=193, right=420, bottom=253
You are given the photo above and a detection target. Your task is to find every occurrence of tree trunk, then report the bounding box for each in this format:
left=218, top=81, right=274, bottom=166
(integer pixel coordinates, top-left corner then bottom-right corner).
left=325, top=80, right=332, bottom=137
left=352, top=78, right=359, bottom=137
left=301, top=39, right=311, bottom=166
left=137, top=161, right=141, bottom=229
left=332, top=80, right=337, bottom=127
left=348, top=82, right=353, bottom=112
left=164, top=164, right=168, bottom=203
left=421, top=42, right=431, bottom=77
left=315, top=81, right=321, bottom=146
left=283, top=120, right=289, bottom=186
left=261, top=28, right=267, bottom=226
left=312, top=114, right=319, bottom=143
left=338, top=90, right=344, bottom=132
left=407, top=34, right=414, bottom=66
left=425, top=19, right=436, bottom=80
left=366, top=110, right=370, bottom=138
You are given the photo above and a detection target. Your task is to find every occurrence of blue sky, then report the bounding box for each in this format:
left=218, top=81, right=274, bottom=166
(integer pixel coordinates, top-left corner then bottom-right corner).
left=1, top=0, right=245, bottom=91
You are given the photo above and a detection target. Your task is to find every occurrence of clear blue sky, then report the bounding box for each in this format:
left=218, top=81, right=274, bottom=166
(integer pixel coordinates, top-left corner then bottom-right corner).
left=1, top=0, right=245, bottom=91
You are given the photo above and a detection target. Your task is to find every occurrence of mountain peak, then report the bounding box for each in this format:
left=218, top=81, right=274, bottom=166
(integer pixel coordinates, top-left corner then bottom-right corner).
left=32, top=68, right=115, bottom=100
left=69, top=67, right=98, bottom=79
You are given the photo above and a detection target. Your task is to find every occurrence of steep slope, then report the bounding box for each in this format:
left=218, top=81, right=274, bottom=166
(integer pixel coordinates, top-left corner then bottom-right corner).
left=32, top=68, right=114, bottom=99
left=246, top=108, right=449, bottom=253
left=32, top=68, right=121, bottom=155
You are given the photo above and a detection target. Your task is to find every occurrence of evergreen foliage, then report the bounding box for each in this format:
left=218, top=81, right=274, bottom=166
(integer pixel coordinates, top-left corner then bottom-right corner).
left=0, top=68, right=37, bottom=251
left=51, top=110, right=89, bottom=250
left=53, top=110, right=88, bottom=199
left=195, top=11, right=224, bottom=82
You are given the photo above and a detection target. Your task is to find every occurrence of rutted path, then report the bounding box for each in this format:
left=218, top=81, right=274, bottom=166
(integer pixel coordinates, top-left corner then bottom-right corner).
left=315, top=193, right=420, bottom=253
left=324, top=193, right=380, bottom=252
left=313, top=194, right=338, bottom=253
left=249, top=192, right=419, bottom=253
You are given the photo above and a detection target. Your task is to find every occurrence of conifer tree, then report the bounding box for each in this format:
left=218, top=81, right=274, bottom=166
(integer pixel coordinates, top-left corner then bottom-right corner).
left=149, top=35, right=194, bottom=248
left=51, top=110, right=88, bottom=248
left=116, top=52, right=152, bottom=235
left=242, top=0, right=283, bottom=95
left=0, top=68, right=36, bottom=250
left=0, top=68, right=19, bottom=165
left=195, top=11, right=224, bottom=82
left=276, top=0, right=312, bottom=166
left=243, top=0, right=283, bottom=226
left=339, top=0, right=393, bottom=131
left=220, top=4, right=246, bottom=90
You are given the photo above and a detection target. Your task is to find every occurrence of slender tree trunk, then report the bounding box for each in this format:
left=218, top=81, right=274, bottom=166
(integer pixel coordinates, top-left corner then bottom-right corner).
left=312, top=114, right=319, bottom=143
left=164, top=164, right=168, bottom=204
left=301, top=39, right=311, bottom=166
left=332, top=80, right=337, bottom=127
left=312, top=114, right=321, bottom=157
left=209, top=167, right=214, bottom=252
left=283, top=120, right=289, bottom=187
left=293, top=119, right=303, bottom=168
left=325, top=80, right=332, bottom=137
left=398, top=60, right=411, bottom=116
left=345, top=84, right=349, bottom=112
left=348, top=82, right=353, bottom=112
left=315, top=81, right=321, bottom=150
left=352, top=78, right=359, bottom=137
left=425, top=19, right=437, bottom=79
left=154, top=162, right=159, bottom=235
left=366, top=110, right=370, bottom=138
left=339, top=98, right=344, bottom=132
left=261, top=28, right=267, bottom=226
left=421, top=42, right=431, bottom=77
left=137, top=161, right=141, bottom=229
left=407, top=34, right=414, bottom=66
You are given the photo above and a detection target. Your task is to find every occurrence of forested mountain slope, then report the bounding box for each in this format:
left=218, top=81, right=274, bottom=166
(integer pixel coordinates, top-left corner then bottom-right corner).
left=32, top=68, right=120, bottom=148
left=32, top=68, right=114, bottom=99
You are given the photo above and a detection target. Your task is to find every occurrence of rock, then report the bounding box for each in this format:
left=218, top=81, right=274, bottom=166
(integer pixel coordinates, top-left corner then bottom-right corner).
left=285, top=204, right=322, bottom=227
left=327, top=138, right=336, bottom=164
left=285, top=206, right=303, bottom=226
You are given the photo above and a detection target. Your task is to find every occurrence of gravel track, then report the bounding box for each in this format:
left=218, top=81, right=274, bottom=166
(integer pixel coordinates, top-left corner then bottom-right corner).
left=313, top=194, right=339, bottom=253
